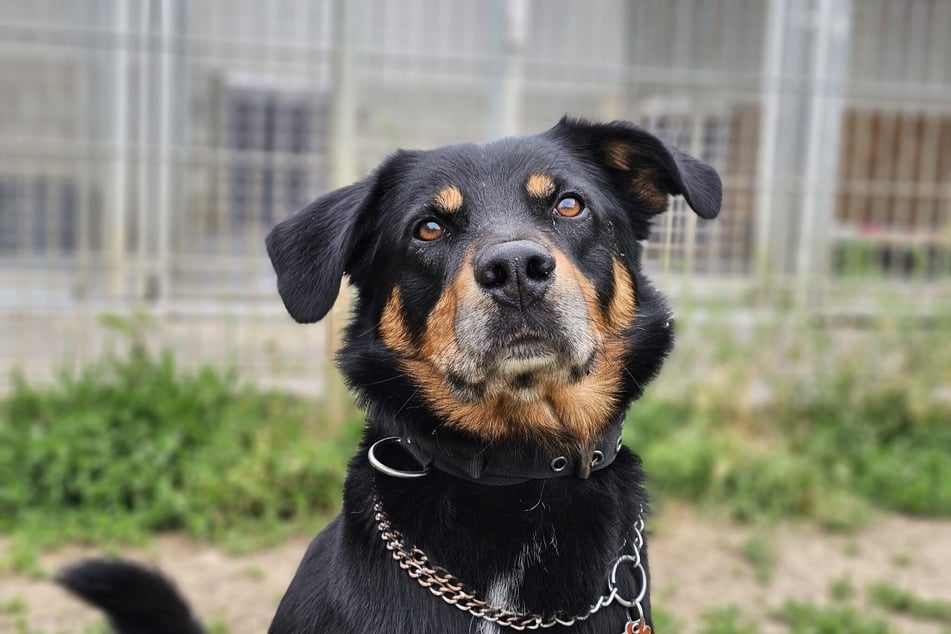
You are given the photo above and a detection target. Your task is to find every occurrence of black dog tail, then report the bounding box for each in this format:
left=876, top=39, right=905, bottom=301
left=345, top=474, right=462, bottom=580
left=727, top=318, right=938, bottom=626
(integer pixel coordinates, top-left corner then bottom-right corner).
left=57, top=558, right=205, bottom=634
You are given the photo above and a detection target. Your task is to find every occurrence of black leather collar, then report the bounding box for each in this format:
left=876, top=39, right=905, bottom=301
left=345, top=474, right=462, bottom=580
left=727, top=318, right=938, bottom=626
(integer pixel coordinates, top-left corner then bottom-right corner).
left=370, top=415, right=626, bottom=486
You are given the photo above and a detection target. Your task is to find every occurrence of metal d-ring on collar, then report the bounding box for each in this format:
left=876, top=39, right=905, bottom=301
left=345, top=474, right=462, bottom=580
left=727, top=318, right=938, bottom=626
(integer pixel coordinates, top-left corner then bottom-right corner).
left=368, top=436, right=430, bottom=479
left=369, top=415, right=627, bottom=485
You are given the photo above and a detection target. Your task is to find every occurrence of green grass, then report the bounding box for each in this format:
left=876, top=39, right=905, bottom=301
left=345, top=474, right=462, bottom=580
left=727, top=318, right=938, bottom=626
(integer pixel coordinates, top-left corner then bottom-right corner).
left=868, top=582, right=951, bottom=624
left=627, top=318, right=951, bottom=527
left=0, top=597, right=27, bottom=615
left=828, top=574, right=855, bottom=602
left=1, top=313, right=949, bottom=560
left=0, top=333, right=360, bottom=555
left=776, top=601, right=890, bottom=633
left=698, top=605, right=759, bottom=634
left=739, top=535, right=775, bottom=585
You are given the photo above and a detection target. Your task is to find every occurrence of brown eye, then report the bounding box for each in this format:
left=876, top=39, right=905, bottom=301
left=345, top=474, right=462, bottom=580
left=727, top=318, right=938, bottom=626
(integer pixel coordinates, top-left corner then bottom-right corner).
left=555, top=195, right=585, bottom=218
left=414, top=219, right=446, bottom=241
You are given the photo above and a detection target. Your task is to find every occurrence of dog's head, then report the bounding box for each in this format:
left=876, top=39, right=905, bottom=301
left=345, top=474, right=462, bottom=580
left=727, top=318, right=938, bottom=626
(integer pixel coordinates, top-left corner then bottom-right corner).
left=267, top=118, right=720, bottom=450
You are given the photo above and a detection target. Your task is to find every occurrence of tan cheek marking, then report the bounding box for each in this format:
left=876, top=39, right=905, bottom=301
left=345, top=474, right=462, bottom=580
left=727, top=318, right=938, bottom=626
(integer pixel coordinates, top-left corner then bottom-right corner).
left=552, top=249, right=604, bottom=334
left=419, top=256, right=475, bottom=361
left=379, top=287, right=415, bottom=356
left=434, top=185, right=464, bottom=213
left=606, top=258, right=637, bottom=330
left=525, top=173, right=556, bottom=199
left=399, top=253, right=477, bottom=410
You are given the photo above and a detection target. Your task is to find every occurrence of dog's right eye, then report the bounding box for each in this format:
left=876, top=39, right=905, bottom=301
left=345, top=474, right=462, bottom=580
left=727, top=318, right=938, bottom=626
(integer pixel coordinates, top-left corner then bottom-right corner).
left=414, top=220, right=446, bottom=242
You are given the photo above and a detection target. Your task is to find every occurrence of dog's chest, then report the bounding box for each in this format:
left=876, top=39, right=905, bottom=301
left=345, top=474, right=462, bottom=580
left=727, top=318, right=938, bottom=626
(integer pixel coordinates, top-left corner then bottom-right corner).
left=477, top=538, right=543, bottom=634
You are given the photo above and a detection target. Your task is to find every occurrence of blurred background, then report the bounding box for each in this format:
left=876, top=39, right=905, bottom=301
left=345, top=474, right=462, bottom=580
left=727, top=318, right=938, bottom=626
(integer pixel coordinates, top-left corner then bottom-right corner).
left=0, top=1, right=949, bottom=633
left=1, top=0, right=948, bottom=388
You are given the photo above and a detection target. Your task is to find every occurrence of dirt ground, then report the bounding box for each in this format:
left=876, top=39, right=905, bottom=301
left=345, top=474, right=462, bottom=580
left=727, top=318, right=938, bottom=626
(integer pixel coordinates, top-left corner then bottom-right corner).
left=2, top=505, right=949, bottom=633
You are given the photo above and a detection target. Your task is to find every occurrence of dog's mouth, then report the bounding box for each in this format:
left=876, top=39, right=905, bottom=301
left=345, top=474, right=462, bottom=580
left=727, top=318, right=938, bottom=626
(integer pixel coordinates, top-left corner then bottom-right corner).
left=492, top=337, right=560, bottom=377
left=439, top=331, right=598, bottom=404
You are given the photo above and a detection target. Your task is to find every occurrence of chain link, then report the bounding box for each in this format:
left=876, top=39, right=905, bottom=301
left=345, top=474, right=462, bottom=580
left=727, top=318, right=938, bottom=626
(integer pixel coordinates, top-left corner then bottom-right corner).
left=372, top=498, right=647, bottom=631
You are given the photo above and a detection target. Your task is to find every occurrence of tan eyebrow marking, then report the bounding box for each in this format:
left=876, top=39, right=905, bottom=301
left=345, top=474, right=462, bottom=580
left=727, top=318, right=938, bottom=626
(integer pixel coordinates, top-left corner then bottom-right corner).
left=434, top=185, right=464, bottom=213
left=525, top=173, right=556, bottom=199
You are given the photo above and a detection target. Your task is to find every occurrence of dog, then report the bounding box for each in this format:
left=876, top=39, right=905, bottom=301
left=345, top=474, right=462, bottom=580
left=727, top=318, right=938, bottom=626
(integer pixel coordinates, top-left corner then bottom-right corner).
left=59, top=117, right=720, bottom=633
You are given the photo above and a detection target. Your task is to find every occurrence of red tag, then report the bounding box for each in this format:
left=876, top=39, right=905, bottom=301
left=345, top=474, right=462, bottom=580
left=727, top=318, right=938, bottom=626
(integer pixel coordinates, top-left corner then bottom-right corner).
left=625, top=621, right=652, bottom=634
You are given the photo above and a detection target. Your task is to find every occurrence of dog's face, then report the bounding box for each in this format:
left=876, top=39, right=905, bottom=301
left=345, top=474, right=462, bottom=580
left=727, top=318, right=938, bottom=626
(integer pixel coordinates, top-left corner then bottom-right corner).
left=267, top=118, right=720, bottom=450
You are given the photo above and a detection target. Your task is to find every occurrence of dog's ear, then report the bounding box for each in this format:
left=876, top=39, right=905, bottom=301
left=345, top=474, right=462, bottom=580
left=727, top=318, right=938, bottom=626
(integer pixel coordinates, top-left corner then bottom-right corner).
left=265, top=179, right=374, bottom=323
left=552, top=117, right=721, bottom=220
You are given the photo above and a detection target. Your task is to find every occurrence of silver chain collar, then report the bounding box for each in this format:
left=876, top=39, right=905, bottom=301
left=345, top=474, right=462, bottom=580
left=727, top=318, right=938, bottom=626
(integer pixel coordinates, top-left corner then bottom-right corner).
left=372, top=498, right=650, bottom=631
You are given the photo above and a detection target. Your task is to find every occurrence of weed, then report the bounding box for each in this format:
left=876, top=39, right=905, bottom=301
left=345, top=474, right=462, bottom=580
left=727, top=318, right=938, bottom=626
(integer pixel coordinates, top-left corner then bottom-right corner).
left=0, top=597, right=27, bottom=615
left=738, top=535, right=775, bottom=585
left=698, top=605, right=759, bottom=634
left=869, top=582, right=951, bottom=624
left=828, top=574, right=854, bottom=602
left=206, top=615, right=231, bottom=634
left=0, top=335, right=360, bottom=549
left=776, top=601, right=889, bottom=633
left=0, top=541, right=44, bottom=578
left=650, top=602, right=682, bottom=634
left=628, top=317, right=951, bottom=526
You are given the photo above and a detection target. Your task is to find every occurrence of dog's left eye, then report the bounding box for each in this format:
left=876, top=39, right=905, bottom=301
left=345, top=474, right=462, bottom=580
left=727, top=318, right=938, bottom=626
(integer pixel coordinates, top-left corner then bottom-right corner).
left=554, top=195, right=585, bottom=218
left=414, top=219, right=446, bottom=241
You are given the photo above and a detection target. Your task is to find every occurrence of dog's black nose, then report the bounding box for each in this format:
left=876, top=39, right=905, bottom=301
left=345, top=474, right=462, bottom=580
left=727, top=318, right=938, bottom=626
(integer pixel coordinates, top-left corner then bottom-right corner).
left=473, top=240, right=555, bottom=308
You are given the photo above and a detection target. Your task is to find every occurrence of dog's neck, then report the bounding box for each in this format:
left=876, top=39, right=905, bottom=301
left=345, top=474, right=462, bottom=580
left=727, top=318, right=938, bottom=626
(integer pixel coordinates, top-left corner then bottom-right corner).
left=345, top=433, right=650, bottom=622
left=369, top=413, right=627, bottom=485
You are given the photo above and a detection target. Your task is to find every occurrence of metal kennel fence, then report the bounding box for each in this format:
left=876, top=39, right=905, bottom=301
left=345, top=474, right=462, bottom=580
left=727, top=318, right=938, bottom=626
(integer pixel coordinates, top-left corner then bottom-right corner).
left=0, top=0, right=948, bottom=391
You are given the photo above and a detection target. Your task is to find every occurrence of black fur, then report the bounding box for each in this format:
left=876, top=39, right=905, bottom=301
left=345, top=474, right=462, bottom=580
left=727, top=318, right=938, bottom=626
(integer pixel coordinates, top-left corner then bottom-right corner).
left=58, top=118, right=720, bottom=633
left=57, top=560, right=204, bottom=634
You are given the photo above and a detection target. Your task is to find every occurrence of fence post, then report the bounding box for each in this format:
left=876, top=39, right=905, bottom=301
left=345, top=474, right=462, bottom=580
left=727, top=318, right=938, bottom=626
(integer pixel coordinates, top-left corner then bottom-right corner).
left=795, top=0, right=851, bottom=304
left=755, top=0, right=787, bottom=282
left=486, top=0, right=527, bottom=139
left=325, top=0, right=361, bottom=420
left=108, top=0, right=131, bottom=298
left=755, top=0, right=850, bottom=305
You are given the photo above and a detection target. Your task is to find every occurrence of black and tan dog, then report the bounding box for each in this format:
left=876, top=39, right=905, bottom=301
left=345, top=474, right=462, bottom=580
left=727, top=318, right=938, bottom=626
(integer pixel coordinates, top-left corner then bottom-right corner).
left=59, top=118, right=720, bottom=633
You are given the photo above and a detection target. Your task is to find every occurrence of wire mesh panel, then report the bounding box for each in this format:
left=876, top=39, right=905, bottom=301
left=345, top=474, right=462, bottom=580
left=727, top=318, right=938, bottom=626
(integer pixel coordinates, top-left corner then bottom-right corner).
left=0, top=0, right=948, bottom=389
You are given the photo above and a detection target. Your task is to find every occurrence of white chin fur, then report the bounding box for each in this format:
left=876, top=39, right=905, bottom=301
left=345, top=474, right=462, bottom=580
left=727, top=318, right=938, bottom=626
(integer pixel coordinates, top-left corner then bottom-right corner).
left=494, top=352, right=558, bottom=377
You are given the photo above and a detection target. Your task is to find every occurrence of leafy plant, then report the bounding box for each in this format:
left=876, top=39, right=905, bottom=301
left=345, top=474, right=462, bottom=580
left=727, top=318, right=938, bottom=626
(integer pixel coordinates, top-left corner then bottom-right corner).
left=628, top=317, right=951, bottom=526
left=0, top=335, right=360, bottom=549
left=776, top=601, right=889, bottom=633
left=698, top=605, right=759, bottom=634
left=869, top=582, right=951, bottom=624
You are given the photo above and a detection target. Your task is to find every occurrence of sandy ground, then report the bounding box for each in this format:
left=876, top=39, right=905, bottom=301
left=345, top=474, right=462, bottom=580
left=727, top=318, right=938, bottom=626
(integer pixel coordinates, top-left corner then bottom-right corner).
left=2, top=506, right=949, bottom=633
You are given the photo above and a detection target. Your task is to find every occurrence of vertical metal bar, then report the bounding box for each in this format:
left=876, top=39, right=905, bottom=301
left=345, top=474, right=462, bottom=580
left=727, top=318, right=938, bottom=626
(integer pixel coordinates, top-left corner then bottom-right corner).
left=755, top=0, right=787, bottom=279
left=156, top=0, right=175, bottom=306
left=75, top=0, right=96, bottom=300
left=109, top=0, right=131, bottom=297
left=796, top=0, right=850, bottom=300
left=486, top=0, right=527, bottom=139
left=684, top=113, right=703, bottom=279
left=326, top=0, right=362, bottom=418
left=137, top=0, right=152, bottom=300
left=331, top=0, right=359, bottom=189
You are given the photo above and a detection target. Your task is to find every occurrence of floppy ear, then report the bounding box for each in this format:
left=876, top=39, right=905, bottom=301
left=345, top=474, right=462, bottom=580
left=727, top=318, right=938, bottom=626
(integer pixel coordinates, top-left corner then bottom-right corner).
left=552, top=117, right=721, bottom=220
left=265, top=180, right=372, bottom=323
